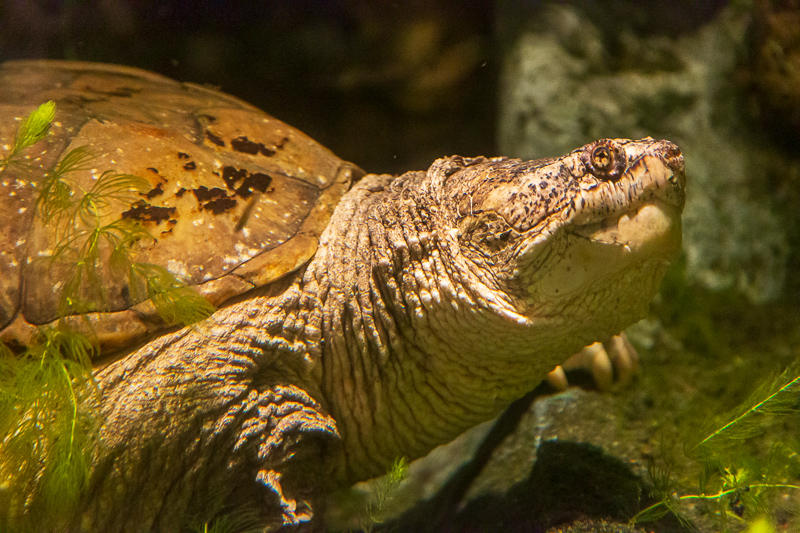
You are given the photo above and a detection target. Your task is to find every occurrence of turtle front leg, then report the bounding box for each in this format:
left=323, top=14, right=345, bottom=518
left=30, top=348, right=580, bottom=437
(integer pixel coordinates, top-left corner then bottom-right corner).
left=230, top=383, right=340, bottom=528
left=78, top=309, right=339, bottom=532
left=547, top=333, right=639, bottom=391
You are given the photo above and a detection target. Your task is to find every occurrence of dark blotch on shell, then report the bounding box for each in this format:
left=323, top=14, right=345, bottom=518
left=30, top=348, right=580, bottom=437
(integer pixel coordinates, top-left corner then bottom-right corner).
left=143, top=182, right=165, bottom=199
left=222, top=166, right=248, bottom=190
left=121, top=201, right=177, bottom=223
left=177, top=152, right=191, bottom=159
left=221, top=166, right=272, bottom=199
left=192, top=186, right=228, bottom=202
left=230, top=136, right=277, bottom=157
left=205, top=130, right=225, bottom=147
left=235, top=173, right=272, bottom=199
left=203, top=197, right=237, bottom=214
left=183, top=161, right=197, bottom=171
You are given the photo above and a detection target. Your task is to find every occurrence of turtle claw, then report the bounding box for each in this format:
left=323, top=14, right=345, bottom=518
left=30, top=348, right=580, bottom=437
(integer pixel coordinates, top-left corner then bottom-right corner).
left=546, top=364, right=570, bottom=391
left=546, top=333, right=639, bottom=391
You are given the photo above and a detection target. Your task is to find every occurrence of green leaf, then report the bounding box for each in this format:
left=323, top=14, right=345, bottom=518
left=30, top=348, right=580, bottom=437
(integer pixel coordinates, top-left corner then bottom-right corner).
left=53, top=144, right=95, bottom=175
left=1, top=101, right=56, bottom=173
left=15, top=100, right=55, bottom=152
left=130, top=263, right=215, bottom=326
left=75, top=171, right=150, bottom=227
left=37, top=146, right=98, bottom=223
left=3, top=99, right=220, bottom=530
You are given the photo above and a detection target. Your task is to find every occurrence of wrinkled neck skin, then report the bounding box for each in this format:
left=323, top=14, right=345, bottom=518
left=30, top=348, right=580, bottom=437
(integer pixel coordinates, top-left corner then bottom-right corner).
left=301, top=165, right=618, bottom=484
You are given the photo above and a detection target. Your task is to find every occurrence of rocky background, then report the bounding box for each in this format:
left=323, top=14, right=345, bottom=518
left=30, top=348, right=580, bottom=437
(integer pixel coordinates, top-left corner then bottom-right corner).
left=3, top=1, right=800, bottom=531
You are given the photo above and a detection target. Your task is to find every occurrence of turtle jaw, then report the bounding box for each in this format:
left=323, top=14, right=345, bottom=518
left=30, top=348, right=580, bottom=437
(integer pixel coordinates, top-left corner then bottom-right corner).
left=516, top=200, right=681, bottom=312
left=568, top=197, right=683, bottom=256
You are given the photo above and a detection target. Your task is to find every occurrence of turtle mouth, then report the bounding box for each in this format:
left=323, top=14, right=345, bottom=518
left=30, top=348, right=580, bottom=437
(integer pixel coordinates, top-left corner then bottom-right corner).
left=514, top=195, right=682, bottom=317
left=568, top=198, right=682, bottom=256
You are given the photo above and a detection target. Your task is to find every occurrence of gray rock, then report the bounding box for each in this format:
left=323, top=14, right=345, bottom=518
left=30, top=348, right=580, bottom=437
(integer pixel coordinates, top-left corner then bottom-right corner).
left=498, top=2, right=789, bottom=303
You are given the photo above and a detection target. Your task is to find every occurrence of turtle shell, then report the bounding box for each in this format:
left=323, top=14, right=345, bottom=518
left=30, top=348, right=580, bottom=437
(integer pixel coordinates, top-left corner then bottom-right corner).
left=0, top=60, right=362, bottom=354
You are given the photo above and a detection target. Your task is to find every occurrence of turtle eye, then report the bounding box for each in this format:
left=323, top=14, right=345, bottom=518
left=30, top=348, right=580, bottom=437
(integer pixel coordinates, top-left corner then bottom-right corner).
left=591, top=146, right=614, bottom=171
left=583, top=139, right=625, bottom=182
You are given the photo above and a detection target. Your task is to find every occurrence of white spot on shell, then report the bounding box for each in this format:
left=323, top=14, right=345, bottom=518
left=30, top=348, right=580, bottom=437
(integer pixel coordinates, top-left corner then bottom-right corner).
left=224, top=242, right=260, bottom=265
left=167, top=259, right=190, bottom=280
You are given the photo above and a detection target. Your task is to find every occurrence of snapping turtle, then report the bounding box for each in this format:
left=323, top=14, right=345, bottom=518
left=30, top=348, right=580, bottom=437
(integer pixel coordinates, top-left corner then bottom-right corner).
left=0, top=60, right=685, bottom=531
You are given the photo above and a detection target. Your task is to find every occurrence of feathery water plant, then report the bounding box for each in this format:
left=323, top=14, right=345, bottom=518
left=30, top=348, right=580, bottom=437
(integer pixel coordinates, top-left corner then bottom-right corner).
left=35, top=144, right=95, bottom=222
left=632, top=359, right=800, bottom=530
left=128, top=262, right=216, bottom=326
left=359, top=457, right=410, bottom=532
left=0, top=327, right=99, bottom=529
left=0, top=101, right=215, bottom=528
left=695, top=361, right=800, bottom=460
left=0, top=100, right=54, bottom=172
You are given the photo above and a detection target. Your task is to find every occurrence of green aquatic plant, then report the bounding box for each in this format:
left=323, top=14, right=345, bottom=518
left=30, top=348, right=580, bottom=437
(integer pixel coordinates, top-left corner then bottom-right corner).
left=36, top=144, right=95, bottom=222
left=0, top=101, right=215, bottom=528
left=0, top=327, right=99, bottom=530
left=43, top=162, right=215, bottom=323
left=8, top=101, right=215, bottom=326
left=696, top=361, right=800, bottom=460
left=0, top=100, right=54, bottom=172
left=190, top=509, right=263, bottom=533
left=632, top=359, right=800, bottom=530
left=358, top=457, right=410, bottom=533
left=47, top=170, right=151, bottom=318
left=128, top=262, right=216, bottom=326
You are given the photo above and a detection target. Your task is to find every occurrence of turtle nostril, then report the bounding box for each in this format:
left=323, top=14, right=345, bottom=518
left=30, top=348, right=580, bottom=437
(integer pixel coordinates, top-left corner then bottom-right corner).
left=660, top=141, right=684, bottom=174
left=665, top=142, right=682, bottom=159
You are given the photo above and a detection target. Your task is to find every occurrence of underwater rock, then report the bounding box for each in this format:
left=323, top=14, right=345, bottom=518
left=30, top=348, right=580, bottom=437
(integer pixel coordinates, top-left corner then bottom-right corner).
left=498, top=1, right=791, bottom=303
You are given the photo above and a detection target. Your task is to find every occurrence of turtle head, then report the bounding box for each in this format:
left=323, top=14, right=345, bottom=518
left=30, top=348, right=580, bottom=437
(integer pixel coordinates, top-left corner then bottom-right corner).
left=444, top=138, right=685, bottom=331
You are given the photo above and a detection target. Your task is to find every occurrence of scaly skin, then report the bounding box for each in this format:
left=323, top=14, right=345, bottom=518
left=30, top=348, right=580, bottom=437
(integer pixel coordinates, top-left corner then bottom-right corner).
left=78, top=139, right=683, bottom=531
